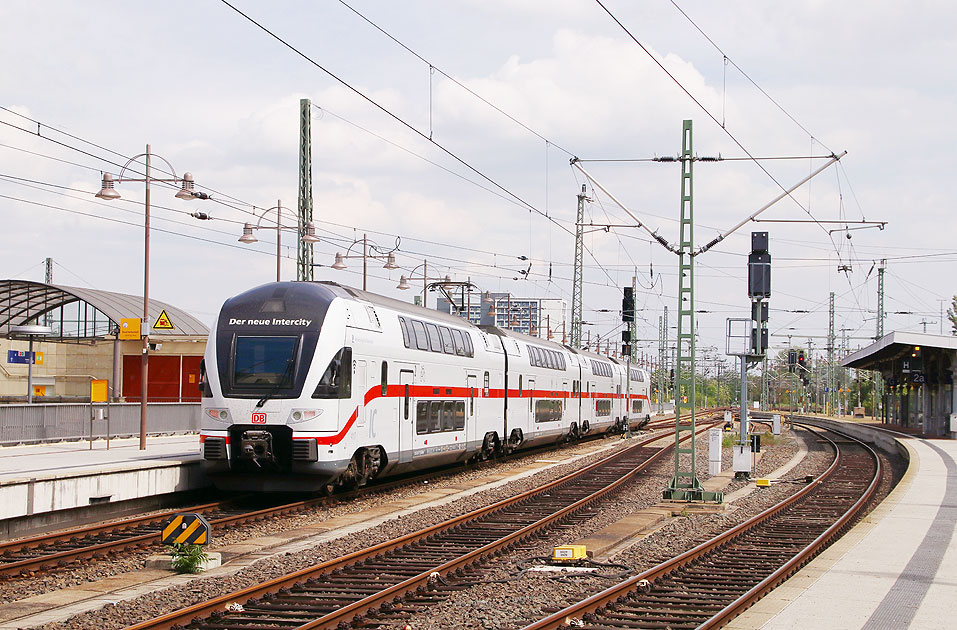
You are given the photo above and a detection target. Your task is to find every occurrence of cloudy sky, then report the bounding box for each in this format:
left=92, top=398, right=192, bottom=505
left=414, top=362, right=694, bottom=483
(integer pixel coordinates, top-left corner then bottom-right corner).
left=2, top=1, right=954, bottom=367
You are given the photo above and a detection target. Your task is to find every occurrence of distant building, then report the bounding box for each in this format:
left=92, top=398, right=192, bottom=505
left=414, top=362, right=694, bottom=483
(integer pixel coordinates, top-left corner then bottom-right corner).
left=435, top=292, right=567, bottom=340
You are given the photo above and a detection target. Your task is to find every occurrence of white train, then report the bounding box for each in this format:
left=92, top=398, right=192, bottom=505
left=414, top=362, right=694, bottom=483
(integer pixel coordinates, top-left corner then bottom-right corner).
left=199, top=282, right=652, bottom=492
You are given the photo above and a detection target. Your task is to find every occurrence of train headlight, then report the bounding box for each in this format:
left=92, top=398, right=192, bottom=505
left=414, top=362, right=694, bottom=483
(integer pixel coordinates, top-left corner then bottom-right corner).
left=288, top=409, right=322, bottom=424
left=204, top=408, right=231, bottom=423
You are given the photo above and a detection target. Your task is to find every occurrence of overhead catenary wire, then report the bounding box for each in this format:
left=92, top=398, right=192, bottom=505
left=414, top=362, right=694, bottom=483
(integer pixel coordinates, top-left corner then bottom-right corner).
left=591, top=0, right=847, bottom=254
left=335, top=0, right=575, bottom=158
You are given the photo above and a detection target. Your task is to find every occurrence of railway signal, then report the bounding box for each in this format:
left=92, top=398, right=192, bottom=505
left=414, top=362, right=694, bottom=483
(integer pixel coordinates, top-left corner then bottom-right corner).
left=161, top=513, right=211, bottom=546
left=622, top=287, right=635, bottom=322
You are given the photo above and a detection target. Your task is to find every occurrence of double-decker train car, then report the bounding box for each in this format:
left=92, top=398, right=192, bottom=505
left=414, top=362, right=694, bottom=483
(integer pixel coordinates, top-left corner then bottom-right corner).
left=199, top=282, right=651, bottom=492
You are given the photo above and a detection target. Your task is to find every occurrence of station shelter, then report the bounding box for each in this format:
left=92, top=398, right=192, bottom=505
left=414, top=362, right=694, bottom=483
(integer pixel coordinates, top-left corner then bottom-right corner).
left=0, top=280, right=208, bottom=402
left=842, top=331, right=956, bottom=437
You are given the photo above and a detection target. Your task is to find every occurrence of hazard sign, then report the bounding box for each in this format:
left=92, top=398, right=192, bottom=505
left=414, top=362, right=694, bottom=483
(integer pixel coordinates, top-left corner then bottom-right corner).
left=153, top=310, right=175, bottom=330
left=161, top=513, right=210, bottom=545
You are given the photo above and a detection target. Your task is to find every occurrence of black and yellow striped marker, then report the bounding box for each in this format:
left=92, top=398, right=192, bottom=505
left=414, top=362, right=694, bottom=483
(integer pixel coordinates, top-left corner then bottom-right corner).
left=161, top=513, right=211, bottom=545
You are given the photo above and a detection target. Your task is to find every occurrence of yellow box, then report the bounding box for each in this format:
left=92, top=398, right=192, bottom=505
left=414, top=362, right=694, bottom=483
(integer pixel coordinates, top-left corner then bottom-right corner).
left=91, top=379, right=109, bottom=403
left=552, top=545, right=588, bottom=563
left=756, top=478, right=771, bottom=487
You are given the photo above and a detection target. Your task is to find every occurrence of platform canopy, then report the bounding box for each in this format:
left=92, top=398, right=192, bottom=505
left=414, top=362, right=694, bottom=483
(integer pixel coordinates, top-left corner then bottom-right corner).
left=842, top=331, right=957, bottom=370
left=0, top=280, right=208, bottom=341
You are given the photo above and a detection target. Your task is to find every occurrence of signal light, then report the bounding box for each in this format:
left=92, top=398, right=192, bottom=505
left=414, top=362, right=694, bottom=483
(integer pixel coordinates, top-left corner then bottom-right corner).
left=622, top=287, right=635, bottom=323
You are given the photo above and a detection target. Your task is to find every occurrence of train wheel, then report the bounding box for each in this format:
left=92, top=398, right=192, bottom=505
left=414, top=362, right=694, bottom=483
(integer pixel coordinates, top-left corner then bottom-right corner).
left=480, top=433, right=497, bottom=461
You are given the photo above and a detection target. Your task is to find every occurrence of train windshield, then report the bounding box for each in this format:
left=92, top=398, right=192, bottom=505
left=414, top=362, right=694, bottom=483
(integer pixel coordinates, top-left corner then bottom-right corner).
left=233, top=336, right=299, bottom=388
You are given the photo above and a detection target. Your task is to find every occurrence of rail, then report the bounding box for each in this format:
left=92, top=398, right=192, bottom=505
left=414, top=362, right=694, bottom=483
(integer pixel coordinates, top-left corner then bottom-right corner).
left=521, top=423, right=882, bottom=630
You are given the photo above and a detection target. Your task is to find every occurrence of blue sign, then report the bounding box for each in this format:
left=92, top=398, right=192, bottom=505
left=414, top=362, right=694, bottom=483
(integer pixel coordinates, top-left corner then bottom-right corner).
left=7, top=350, right=37, bottom=365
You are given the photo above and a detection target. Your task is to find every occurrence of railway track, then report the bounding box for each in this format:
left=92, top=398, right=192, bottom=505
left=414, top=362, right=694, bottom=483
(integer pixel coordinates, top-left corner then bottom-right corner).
left=520, top=423, right=881, bottom=630
left=121, top=415, right=722, bottom=630
left=0, top=411, right=703, bottom=581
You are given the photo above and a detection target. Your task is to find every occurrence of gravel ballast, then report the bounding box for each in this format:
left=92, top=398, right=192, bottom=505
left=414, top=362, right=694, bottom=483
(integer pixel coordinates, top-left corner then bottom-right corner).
left=22, top=423, right=901, bottom=630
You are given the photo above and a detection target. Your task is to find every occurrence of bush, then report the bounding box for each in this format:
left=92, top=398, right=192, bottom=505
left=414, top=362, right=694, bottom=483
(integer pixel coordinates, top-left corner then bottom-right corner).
left=170, top=543, right=209, bottom=574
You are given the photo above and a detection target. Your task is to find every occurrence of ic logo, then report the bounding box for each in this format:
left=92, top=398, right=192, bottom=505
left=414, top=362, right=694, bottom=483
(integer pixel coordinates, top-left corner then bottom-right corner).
left=251, top=412, right=267, bottom=424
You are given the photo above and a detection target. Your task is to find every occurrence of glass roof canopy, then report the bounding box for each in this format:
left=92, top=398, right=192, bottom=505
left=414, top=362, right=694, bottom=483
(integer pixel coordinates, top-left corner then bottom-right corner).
left=0, top=280, right=209, bottom=342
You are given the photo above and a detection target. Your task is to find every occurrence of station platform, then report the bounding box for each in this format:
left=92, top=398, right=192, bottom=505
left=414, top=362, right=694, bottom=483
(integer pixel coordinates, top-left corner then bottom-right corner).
left=729, top=419, right=957, bottom=630
left=0, top=435, right=205, bottom=538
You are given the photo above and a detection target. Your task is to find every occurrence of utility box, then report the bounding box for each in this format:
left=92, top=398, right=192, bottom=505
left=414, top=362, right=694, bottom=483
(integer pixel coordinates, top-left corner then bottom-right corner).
left=733, top=443, right=751, bottom=476
left=552, top=545, right=588, bottom=563
left=772, top=414, right=782, bottom=435
left=708, top=428, right=723, bottom=475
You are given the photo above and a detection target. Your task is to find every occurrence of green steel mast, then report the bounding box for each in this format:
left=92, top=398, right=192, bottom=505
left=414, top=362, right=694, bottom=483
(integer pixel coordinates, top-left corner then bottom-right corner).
left=664, top=120, right=720, bottom=502
left=570, top=185, right=587, bottom=348
left=297, top=98, right=314, bottom=281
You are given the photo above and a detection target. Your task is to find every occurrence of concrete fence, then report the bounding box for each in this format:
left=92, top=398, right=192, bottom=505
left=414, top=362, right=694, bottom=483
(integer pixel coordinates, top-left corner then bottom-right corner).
left=0, top=402, right=200, bottom=445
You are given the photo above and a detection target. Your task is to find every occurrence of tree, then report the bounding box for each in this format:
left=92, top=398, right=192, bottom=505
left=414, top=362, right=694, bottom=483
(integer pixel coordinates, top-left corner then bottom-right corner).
left=948, top=295, right=957, bottom=335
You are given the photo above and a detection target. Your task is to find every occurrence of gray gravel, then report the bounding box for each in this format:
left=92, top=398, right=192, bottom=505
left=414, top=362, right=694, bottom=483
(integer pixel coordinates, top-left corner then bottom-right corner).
left=23, top=429, right=667, bottom=629
left=24, top=424, right=899, bottom=630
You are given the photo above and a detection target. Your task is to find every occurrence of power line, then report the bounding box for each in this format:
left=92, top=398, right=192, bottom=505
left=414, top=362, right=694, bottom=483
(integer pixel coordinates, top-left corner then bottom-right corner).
left=336, top=0, right=575, bottom=157
left=592, top=0, right=839, bottom=240
left=666, top=1, right=832, bottom=153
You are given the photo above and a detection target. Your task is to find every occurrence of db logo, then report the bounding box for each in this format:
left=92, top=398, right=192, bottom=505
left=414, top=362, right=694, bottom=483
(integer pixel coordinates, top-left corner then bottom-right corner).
left=251, top=413, right=267, bottom=424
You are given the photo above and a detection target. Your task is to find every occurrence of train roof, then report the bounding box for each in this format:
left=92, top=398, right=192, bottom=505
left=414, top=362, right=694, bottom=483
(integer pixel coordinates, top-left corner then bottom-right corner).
left=318, top=281, right=481, bottom=330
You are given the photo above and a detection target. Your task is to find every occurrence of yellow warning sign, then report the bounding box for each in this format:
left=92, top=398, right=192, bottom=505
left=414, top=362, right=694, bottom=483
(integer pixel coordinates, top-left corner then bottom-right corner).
left=119, top=318, right=141, bottom=340
left=161, top=513, right=210, bottom=545
left=153, top=310, right=175, bottom=330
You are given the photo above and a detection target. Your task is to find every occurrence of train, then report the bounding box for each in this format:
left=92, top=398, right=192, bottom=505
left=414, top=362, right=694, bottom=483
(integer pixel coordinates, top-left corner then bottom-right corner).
left=199, top=281, right=652, bottom=492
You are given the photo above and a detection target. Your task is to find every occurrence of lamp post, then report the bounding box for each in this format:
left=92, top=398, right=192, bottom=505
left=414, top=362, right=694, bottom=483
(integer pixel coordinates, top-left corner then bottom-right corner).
left=329, top=233, right=399, bottom=291
left=95, top=144, right=204, bottom=450
left=238, top=200, right=320, bottom=281
left=396, top=260, right=451, bottom=309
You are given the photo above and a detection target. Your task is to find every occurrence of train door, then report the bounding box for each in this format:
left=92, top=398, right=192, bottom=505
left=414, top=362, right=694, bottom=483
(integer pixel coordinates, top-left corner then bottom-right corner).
left=527, top=378, right=535, bottom=425
left=399, top=367, right=415, bottom=463
left=467, top=374, right=478, bottom=446
left=355, top=360, right=367, bottom=428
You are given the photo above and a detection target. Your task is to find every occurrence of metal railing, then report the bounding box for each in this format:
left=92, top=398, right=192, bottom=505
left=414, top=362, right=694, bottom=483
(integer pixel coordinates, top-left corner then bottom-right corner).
left=0, top=402, right=200, bottom=445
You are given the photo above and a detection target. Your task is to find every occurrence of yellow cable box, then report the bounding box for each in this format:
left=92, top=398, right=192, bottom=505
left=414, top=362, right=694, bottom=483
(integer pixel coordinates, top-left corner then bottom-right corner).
left=552, top=545, right=588, bottom=563
left=756, top=478, right=771, bottom=487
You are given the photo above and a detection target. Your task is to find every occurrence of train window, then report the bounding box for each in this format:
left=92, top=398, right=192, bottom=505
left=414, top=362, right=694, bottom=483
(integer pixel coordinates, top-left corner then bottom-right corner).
left=426, top=323, right=442, bottom=352
left=535, top=400, right=561, bottom=422
left=596, top=399, right=611, bottom=416
left=398, top=317, right=412, bottom=348
left=484, top=371, right=490, bottom=397
left=559, top=354, right=566, bottom=370
left=404, top=384, right=410, bottom=420
left=454, top=401, right=465, bottom=430
left=442, top=401, right=456, bottom=431
left=416, top=401, right=429, bottom=434
left=233, top=335, right=299, bottom=389
left=381, top=361, right=388, bottom=397
left=464, top=332, right=474, bottom=357
left=429, top=401, right=442, bottom=432
left=412, top=320, right=429, bottom=351
left=632, top=399, right=642, bottom=414
left=312, top=347, right=352, bottom=399
left=451, top=329, right=466, bottom=356
left=198, top=359, right=212, bottom=398
left=439, top=326, right=455, bottom=354
left=519, top=375, right=523, bottom=396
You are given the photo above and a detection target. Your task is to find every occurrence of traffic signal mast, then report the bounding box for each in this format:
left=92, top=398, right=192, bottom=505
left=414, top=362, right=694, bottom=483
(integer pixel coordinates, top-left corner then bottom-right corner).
left=733, top=231, right=771, bottom=479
